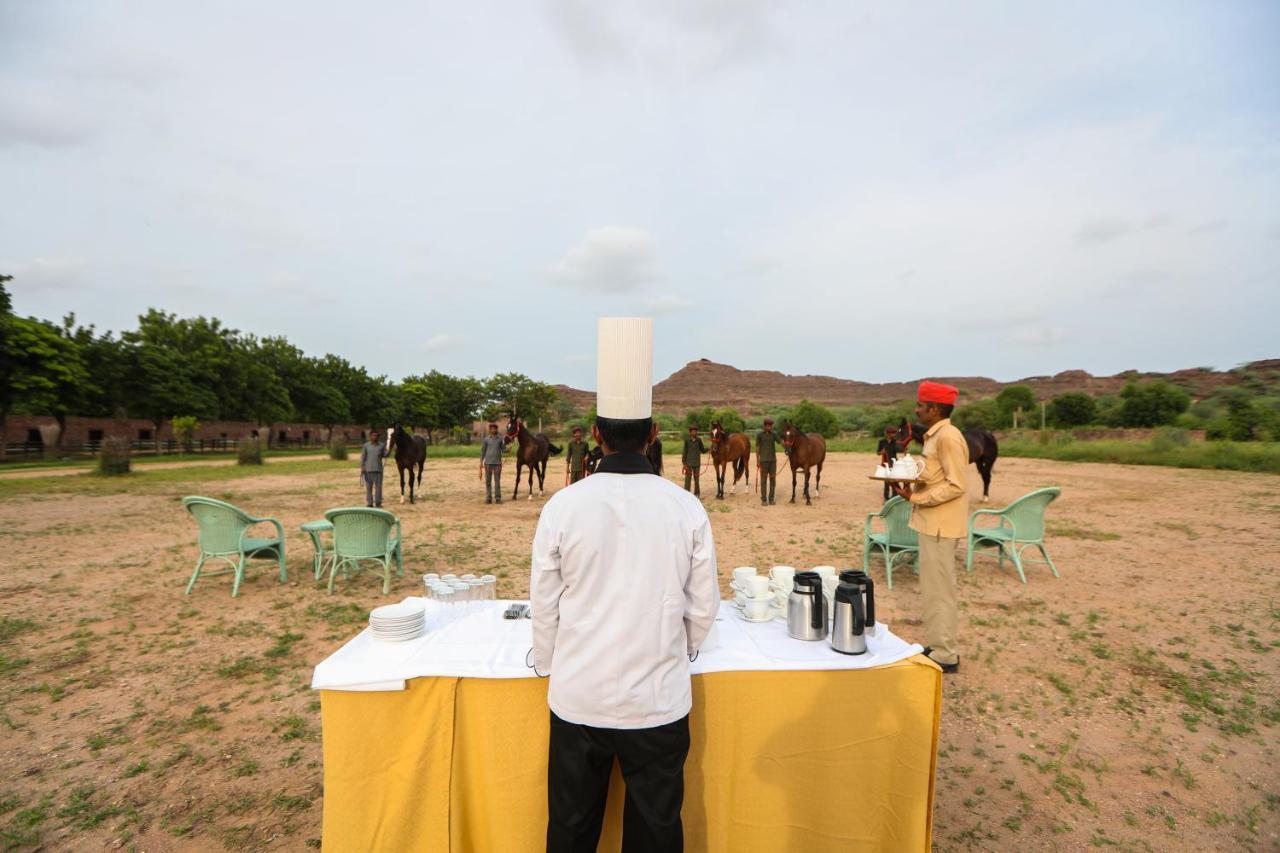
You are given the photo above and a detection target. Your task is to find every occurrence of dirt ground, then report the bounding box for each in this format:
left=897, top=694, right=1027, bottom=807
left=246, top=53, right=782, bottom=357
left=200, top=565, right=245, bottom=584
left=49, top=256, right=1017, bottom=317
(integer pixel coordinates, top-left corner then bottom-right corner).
left=0, top=452, right=1277, bottom=851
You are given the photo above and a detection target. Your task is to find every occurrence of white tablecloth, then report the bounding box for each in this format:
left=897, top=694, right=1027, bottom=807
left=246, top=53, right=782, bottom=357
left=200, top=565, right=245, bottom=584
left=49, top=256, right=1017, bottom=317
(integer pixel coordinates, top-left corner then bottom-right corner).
left=310, top=599, right=923, bottom=692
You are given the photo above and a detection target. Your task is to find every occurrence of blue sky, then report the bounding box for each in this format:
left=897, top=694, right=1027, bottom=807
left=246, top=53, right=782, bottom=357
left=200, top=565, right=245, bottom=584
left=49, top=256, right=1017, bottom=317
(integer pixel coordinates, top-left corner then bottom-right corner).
left=2, top=1, right=1277, bottom=389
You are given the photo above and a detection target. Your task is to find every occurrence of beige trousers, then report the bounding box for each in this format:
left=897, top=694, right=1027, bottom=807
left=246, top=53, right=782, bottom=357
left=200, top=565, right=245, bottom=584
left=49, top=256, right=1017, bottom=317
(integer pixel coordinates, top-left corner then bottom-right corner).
left=918, top=533, right=960, bottom=665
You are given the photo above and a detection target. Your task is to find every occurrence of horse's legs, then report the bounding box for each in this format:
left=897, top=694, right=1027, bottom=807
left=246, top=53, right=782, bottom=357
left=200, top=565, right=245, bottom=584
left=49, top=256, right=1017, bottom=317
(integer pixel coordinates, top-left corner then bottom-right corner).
left=527, top=465, right=535, bottom=501
left=815, top=462, right=822, bottom=497
left=790, top=466, right=798, bottom=503
left=803, top=469, right=812, bottom=505
left=537, top=459, right=546, bottom=496
left=512, top=462, right=521, bottom=500
left=408, top=466, right=415, bottom=504
left=399, top=466, right=406, bottom=504
left=978, top=458, right=992, bottom=502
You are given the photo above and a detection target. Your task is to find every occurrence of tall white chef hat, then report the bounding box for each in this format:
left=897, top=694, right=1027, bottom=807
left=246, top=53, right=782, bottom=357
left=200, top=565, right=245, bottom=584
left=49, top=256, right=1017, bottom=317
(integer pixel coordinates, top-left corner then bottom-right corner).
left=596, top=317, right=653, bottom=420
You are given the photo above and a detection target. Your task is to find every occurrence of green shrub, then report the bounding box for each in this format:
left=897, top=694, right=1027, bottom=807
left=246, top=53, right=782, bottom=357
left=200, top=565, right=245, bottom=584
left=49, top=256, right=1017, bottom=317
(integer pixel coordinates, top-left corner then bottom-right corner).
left=785, top=400, right=840, bottom=438
left=1150, top=427, right=1190, bottom=452
left=1047, top=392, right=1097, bottom=427
left=171, top=415, right=199, bottom=453
left=996, top=385, right=1037, bottom=427
left=237, top=439, right=264, bottom=466
left=328, top=435, right=348, bottom=460
left=1117, top=380, right=1190, bottom=427
left=711, top=407, right=746, bottom=433
left=953, top=398, right=1000, bottom=431
left=97, top=436, right=131, bottom=476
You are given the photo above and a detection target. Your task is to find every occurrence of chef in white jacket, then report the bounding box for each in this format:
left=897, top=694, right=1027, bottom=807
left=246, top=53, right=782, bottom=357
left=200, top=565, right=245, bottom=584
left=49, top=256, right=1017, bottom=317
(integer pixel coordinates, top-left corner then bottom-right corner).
left=530, top=318, right=719, bottom=853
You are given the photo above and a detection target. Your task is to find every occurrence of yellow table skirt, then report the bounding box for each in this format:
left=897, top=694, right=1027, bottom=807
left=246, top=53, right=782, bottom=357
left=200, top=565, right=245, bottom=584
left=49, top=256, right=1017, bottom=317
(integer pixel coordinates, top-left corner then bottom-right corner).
left=321, top=657, right=941, bottom=852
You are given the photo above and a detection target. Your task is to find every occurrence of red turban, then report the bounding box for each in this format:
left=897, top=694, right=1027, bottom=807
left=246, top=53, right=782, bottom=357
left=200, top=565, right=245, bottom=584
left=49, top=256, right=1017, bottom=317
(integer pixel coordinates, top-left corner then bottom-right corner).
left=917, top=381, right=958, bottom=405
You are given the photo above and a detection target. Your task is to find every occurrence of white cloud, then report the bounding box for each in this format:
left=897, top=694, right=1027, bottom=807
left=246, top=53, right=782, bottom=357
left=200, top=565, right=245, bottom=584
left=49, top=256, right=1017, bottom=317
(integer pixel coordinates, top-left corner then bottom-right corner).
left=546, top=0, right=781, bottom=77
left=545, top=227, right=662, bottom=293
left=636, top=294, right=693, bottom=316
left=2, top=257, right=90, bottom=290
left=1075, top=218, right=1134, bottom=247
left=423, top=333, right=464, bottom=353
left=1003, top=326, right=1068, bottom=347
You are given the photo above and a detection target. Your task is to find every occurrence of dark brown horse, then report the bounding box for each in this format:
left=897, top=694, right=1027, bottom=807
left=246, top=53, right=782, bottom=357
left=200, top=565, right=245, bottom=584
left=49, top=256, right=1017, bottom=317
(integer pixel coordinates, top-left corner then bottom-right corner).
left=388, top=424, right=427, bottom=504
left=505, top=414, right=562, bottom=501
left=645, top=437, right=663, bottom=475
left=709, top=421, right=751, bottom=499
left=890, top=419, right=999, bottom=501
left=780, top=421, right=826, bottom=505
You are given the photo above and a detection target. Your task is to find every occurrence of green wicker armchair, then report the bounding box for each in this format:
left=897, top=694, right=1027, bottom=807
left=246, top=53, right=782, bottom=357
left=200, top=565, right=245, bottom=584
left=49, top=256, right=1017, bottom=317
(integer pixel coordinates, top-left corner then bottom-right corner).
left=965, top=487, right=1062, bottom=583
left=324, top=507, right=404, bottom=595
left=862, top=496, right=919, bottom=589
left=182, top=496, right=287, bottom=597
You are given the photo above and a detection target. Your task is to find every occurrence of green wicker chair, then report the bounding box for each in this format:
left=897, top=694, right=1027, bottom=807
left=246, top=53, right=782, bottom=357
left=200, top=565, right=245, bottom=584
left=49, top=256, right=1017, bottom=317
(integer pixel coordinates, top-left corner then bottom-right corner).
left=325, top=507, right=403, bottom=595
left=965, top=487, right=1062, bottom=583
left=182, top=496, right=287, bottom=597
left=862, top=496, right=919, bottom=589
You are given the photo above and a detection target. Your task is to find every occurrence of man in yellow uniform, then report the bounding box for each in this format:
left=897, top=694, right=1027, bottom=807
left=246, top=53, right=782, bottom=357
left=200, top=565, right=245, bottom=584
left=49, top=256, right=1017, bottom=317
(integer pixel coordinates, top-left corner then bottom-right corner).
left=892, top=381, right=968, bottom=674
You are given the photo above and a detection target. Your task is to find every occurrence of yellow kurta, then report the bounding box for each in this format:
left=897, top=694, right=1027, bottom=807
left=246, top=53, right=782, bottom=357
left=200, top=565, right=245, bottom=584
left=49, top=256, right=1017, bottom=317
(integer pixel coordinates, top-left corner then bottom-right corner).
left=908, top=419, right=970, bottom=538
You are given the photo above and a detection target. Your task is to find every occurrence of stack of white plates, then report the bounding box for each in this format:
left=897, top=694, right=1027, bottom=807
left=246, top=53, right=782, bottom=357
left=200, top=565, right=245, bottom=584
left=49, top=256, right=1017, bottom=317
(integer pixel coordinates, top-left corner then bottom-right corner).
left=369, top=601, right=425, bottom=642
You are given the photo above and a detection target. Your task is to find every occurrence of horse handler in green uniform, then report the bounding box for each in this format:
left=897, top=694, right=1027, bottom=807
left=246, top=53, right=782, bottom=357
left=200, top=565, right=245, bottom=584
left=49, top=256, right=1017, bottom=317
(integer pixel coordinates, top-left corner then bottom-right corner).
left=565, top=426, right=589, bottom=485
left=682, top=425, right=706, bottom=496
left=756, top=418, right=785, bottom=506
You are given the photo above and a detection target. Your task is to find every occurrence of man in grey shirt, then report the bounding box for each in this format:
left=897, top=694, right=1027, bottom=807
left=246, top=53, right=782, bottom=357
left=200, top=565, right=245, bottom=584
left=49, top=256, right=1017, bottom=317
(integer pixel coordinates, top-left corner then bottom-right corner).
left=360, top=429, right=390, bottom=507
left=479, top=422, right=507, bottom=504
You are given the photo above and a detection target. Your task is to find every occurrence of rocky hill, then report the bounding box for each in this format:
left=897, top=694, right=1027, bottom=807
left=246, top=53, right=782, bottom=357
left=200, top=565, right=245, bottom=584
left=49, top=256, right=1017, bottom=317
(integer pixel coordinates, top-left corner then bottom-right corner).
left=553, top=358, right=1279, bottom=415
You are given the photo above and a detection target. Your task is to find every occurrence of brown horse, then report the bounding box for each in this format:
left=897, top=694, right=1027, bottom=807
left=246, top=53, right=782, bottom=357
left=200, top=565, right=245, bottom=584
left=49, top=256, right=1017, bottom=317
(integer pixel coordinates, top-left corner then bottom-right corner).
left=890, top=419, right=999, bottom=502
left=388, top=424, right=427, bottom=504
left=709, top=421, right=751, bottom=499
left=505, top=414, right=562, bottom=501
left=780, top=421, right=826, bottom=505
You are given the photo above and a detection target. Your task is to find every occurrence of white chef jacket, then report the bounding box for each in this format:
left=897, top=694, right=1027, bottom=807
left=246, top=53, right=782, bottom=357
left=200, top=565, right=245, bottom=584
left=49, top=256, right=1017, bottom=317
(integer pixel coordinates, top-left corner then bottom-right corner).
left=530, top=451, right=719, bottom=729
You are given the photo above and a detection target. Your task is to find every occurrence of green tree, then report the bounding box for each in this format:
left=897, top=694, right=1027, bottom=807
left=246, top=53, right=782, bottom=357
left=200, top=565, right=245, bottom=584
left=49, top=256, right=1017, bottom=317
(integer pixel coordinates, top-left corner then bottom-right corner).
left=412, top=371, right=485, bottom=434
left=121, top=310, right=232, bottom=432
left=259, top=337, right=349, bottom=426
left=995, top=385, right=1036, bottom=427
left=1046, top=392, right=1097, bottom=428
left=398, top=380, right=441, bottom=429
left=2, top=315, right=90, bottom=454
left=0, top=278, right=92, bottom=456
left=484, top=373, right=558, bottom=423
left=711, top=407, right=746, bottom=433
left=317, top=355, right=396, bottom=426
left=785, top=400, right=839, bottom=438
left=1117, top=380, right=1190, bottom=428
left=683, top=406, right=715, bottom=431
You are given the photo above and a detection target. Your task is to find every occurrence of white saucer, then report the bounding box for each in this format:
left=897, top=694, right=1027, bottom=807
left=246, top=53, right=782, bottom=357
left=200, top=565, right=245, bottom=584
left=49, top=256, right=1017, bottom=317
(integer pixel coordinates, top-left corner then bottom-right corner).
left=737, top=609, right=775, bottom=623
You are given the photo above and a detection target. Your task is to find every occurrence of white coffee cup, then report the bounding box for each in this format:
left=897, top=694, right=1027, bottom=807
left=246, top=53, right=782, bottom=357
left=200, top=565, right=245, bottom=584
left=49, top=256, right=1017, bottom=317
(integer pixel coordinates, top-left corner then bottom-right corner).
left=770, top=566, right=796, bottom=586
left=811, top=565, right=836, bottom=579
left=747, top=576, right=771, bottom=598
left=744, top=597, right=771, bottom=620
left=732, top=567, right=757, bottom=588
left=734, top=590, right=749, bottom=608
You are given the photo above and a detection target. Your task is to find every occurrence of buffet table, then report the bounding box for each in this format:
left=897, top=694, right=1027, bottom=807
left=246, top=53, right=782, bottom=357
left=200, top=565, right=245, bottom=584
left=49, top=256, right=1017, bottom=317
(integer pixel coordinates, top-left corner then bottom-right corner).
left=313, top=601, right=942, bottom=852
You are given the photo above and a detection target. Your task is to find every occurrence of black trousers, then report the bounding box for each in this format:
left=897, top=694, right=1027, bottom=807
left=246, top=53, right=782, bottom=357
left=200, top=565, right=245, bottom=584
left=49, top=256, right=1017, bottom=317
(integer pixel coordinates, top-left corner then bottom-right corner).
left=547, top=712, right=690, bottom=853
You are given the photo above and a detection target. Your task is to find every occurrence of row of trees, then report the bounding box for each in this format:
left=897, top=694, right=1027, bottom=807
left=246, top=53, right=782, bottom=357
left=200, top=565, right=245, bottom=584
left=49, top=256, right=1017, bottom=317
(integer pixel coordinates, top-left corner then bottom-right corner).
left=0, top=277, right=562, bottom=452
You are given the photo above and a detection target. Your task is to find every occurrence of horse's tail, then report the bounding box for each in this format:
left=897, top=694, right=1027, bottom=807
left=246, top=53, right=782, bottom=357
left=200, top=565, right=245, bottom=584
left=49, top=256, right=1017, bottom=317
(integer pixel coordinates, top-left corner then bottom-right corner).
left=547, top=442, right=562, bottom=456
